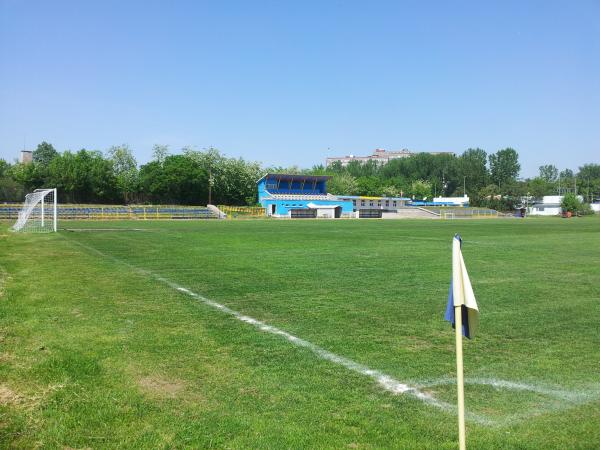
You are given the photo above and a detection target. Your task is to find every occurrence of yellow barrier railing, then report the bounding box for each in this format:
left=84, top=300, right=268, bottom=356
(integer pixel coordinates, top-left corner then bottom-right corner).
left=217, top=205, right=265, bottom=218
left=0, top=204, right=268, bottom=220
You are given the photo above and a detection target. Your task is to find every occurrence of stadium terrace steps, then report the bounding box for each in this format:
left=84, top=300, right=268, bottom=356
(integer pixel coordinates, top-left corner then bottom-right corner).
left=382, top=207, right=440, bottom=219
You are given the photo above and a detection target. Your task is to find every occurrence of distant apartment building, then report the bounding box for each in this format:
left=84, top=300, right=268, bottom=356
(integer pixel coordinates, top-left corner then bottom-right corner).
left=19, top=150, right=33, bottom=164
left=325, top=148, right=455, bottom=166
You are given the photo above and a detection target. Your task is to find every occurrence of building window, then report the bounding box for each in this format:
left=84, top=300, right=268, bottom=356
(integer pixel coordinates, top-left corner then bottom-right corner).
left=393, top=201, right=397, bottom=207
left=370, top=202, right=374, bottom=206
left=361, top=200, right=365, bottom=206
left=352, top=200, right=356, bottom=205
left=385, top=201, right=389, bottom=206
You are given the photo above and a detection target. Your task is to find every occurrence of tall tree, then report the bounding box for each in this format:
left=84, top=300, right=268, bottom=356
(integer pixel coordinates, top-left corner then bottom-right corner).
left=560, top=168, right=574, bottom=179
left=458, top=148, right=488, bottom=194
left=33, top=141, right=58, bottom=165
left=455, top=148, right=488, bottom=203
left=356, top=176, right=382, bottom=196
left=8, top=161, right=45, bottom=192
left=539, top=164, right=558, bottom=183
left=327, top=173, right=358, bottom=195
left=577, top=164, right=600, bottom=180
left=152, top=144, right=170, bottom=165
left=411, top=180, right=432, bottom=200
left=0, top=158, right=8, bottom=177
left=527, top=177, right=553, bottom=198
left=47, top=149, right=119, bottom=203
left=489, top=148, right=520, bottom=188
left=139, top=155, right=208, bottom=204
left=107, top=145, right=138, bottom=203
left=576, top=164, right=600, bottom=202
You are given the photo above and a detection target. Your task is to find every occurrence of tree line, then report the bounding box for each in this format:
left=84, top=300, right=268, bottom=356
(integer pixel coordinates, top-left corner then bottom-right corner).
left=320, top=148, right=600, bottom=210
left=0, top=143, right=262, bottom=206
left=1, top=142, right=599, bottom=210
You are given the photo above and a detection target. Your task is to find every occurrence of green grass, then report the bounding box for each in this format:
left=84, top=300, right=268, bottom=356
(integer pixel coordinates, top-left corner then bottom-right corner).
left=1, top=217, right=599, bottom=449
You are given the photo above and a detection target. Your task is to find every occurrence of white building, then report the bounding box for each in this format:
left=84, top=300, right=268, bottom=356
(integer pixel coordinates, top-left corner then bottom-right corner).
left=326, top=148, right=455, bottom=166
left=19, top=150, right=33, bottom=164
left=528, top=195, right=583, bottom=216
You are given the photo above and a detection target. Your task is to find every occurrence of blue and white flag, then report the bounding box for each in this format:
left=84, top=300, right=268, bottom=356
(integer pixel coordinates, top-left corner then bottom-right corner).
left=445, top=234, right=479, bottom=339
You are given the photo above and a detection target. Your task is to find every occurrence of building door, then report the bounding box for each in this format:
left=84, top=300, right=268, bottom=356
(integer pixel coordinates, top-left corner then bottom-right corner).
left=359, top=209, right=382, bottom=218
left=291, top=209, right=317, bottom=218
left=270, top=204, right=276, bottom=215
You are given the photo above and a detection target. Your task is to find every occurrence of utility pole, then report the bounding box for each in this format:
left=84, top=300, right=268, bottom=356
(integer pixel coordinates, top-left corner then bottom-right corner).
left=463, top=176, right=466, bottom=196
left=442, top=171, right=447, bottom=196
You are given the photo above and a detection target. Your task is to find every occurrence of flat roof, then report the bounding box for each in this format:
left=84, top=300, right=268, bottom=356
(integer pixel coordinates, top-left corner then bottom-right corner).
left=258, top=173, right=331, bottom=183
left=337, top=195, right=411, bottom=201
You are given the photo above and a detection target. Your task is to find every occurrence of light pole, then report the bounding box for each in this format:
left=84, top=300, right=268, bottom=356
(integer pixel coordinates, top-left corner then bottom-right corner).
left=463, top=176, right=466, bottom=196
left=208, top=168, right=213, bottom=205
left=442, top=171, right=447, bottom=196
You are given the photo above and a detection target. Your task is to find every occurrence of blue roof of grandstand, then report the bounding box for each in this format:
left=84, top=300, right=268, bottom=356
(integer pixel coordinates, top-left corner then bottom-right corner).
left=257, top=173, right=331, bottom=183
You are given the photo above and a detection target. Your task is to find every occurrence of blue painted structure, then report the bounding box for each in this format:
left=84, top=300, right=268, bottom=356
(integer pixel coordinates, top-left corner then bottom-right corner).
left=257, top=173, right=354, bottom=217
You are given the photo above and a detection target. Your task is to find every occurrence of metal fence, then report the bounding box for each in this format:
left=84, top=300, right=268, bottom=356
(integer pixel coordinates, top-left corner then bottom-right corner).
left=429, top=208, right=499, bottom=218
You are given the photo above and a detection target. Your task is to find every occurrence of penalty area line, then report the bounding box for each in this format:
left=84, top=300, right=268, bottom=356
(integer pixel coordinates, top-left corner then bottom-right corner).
left=68, top=238, right=494, bottom=424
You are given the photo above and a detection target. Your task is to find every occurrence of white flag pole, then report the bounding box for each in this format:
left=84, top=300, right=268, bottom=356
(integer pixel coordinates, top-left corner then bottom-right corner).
left=454, top=304, right=466, bottom=450
left=452, top=237, right=467, bottom=450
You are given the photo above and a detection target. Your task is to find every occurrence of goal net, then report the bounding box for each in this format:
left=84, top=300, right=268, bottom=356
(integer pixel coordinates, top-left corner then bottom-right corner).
left=11, top=188, right=57, bottom=232
left=442, top=212, right=455, bottom=220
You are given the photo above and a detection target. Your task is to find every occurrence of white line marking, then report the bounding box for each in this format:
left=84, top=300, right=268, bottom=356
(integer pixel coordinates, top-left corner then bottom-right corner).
left=417, top=377, right=600, bottom=426
left=68, top=239, right=463, bottom=414
left=420, top=377, right=599, bottom=402
left=67, top=238, right=599, bottom=426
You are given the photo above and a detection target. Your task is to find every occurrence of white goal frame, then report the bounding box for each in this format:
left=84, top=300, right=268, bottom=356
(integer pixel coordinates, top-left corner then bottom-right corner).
left=11, top=188, right=58, bottom=233
left=442, top=212, right=455, bottom=220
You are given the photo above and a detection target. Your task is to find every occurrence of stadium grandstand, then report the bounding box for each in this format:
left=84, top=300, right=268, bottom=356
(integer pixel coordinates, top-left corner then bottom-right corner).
left=257, top=173, right=471, bottom=219
left=258, top=174, right=354, bottom=218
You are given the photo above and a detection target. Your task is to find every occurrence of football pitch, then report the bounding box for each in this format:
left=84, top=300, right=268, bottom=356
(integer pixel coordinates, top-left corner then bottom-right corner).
left=1, top=217, right=599, bottom=448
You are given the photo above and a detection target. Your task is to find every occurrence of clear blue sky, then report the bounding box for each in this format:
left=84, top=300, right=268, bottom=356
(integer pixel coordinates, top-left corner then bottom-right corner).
left=1, top=0, right=598, bottom=177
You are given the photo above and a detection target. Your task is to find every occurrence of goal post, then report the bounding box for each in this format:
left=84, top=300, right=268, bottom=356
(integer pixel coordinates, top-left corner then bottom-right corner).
left=11, top=188, right=58, bottom=233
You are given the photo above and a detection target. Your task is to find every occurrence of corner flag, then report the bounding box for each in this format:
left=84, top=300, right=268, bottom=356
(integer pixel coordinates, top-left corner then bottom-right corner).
left=445, top=234, right=479, bottom=450
left=445, top=234, right=479, bottom=339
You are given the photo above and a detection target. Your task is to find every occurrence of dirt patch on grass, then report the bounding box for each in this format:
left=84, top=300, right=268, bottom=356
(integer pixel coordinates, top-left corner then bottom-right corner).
left=0, top=382, right=65, bottom=410
left=0, top=384, right=24, bottom=406
left=138, top=376, right=185, bottom=398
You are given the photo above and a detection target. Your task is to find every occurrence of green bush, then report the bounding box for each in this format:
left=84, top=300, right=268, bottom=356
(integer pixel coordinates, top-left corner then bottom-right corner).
left=578, top=202, right=594, bottom=216
left=560, top=193, right=580, bottom=213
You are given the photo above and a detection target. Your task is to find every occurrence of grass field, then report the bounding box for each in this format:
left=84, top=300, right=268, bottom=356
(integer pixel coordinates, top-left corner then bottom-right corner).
left=1, top=217, right=599, bottom=448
